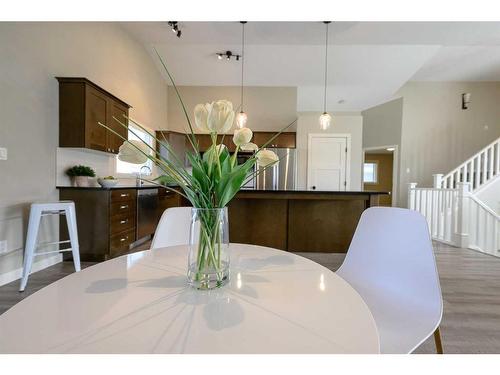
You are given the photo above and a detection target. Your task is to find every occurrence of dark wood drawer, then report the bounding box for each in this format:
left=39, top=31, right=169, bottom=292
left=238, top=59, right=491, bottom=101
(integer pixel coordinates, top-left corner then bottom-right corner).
left=110, top=211, right=136, bottom=235
left=158, top=188, right=183, bottom=211
left=110, top=199, right=136, bottom=216
left=110, top=228, right=136, bottom=256
left=111, top=189, right=136, bottom=203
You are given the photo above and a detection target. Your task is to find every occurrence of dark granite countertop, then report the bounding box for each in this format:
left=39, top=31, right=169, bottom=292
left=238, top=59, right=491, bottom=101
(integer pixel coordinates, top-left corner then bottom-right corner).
left=57, top=186, right=388, bottom=194
left=57, top=185, right=164, bottom=190
left=237, top=189, right=389, bottom=195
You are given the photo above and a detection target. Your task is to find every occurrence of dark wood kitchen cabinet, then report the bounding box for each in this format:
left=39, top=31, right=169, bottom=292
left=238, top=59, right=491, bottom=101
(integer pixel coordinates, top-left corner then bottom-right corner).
left=58, top=186, right=188, bottom=262
left=59, top=187, right=137, bottom=261
left=154, top=131, right=297, bottom=154
left=57, top=77, right=131, bottom=154
left=252, top=132, right=296, bottom=148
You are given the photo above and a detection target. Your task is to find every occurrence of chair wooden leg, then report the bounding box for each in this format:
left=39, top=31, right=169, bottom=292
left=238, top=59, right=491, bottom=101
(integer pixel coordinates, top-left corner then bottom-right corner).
left=433, top=327, right=443, bottom=354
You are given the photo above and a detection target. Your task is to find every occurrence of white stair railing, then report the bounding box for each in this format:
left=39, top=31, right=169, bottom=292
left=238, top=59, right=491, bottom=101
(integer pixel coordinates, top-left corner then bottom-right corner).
left=468, top=195, right=500, bottom=255
left=408, top=183, right=459, bottom=244
left=436, top=137, right=500, bottom=191
left=408, top=182, right=500, bottom=256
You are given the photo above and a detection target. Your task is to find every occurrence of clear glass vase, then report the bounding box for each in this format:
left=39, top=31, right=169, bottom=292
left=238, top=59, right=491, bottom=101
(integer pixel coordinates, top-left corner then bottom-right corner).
left=187, top=207, right=230, bottom=289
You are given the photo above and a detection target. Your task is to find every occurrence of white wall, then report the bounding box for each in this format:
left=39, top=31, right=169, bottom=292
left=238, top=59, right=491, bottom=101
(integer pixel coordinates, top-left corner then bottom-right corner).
left=397, top=82, right=500, bottom=207
left=168, top=86, right=297, bottom=133
left=0, top=22, right=167, bottom=285
left=296, top=112, right=363, bottom=191
left=476, top=178, right=500, bottom=215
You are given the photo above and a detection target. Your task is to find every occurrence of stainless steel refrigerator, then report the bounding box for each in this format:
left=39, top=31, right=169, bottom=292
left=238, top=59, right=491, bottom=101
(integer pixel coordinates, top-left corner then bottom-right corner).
left=256, top=148, right=297, bottom=190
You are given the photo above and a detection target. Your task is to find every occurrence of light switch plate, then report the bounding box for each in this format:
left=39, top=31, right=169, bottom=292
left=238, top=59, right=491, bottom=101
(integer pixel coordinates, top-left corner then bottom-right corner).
left=0, top=147, right=7, bottom=160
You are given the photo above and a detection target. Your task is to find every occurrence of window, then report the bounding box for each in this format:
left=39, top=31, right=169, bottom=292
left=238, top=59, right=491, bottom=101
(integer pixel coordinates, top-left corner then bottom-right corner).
left=363, top=162, right=378, bottom=184
left=116, top=125, right=153, bottom=175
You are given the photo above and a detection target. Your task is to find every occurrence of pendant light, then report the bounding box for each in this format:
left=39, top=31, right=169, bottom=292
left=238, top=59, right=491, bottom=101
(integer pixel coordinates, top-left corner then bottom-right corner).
left=319, top=21, right=332, bottom=130
left=236, top=21, right=248, bottom=129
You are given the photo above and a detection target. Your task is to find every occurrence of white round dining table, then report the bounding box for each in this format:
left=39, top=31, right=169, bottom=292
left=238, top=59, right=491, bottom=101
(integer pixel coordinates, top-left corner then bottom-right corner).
left=0, top=244, right=379, bottom=353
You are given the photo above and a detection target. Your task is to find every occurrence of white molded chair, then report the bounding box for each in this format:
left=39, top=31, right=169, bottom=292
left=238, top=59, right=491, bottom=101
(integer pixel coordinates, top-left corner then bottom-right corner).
left=336, top=207, right=443, bottom=354
left=20, top=201, right=81, bottom=292
left=151, top=207, right=192, bottom=249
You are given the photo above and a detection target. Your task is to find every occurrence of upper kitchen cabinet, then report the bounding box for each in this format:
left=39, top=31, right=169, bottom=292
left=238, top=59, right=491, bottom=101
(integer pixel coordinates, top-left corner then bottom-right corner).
left=57, top=77, right=131, bottom=154
left=253, top=132, right=296, bottom=148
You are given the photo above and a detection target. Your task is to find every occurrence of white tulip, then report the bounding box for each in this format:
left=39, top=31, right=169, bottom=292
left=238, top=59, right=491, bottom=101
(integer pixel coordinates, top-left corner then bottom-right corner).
left=118, top=140, right=150, bottom=164
left=194, top=100, right=235, bottom=134
left=194, top=103, right=211, bottom=132
left=256, top=149, right=279, bottom=167
left=206, top=100, right=235, bottom=133
left=215, top=144, right=227, bottom=154
left=233, top=127, right=253, bottom=147
left=240, top=142, right=258, bottom=152
left=204, top=144, right=227, bottom=161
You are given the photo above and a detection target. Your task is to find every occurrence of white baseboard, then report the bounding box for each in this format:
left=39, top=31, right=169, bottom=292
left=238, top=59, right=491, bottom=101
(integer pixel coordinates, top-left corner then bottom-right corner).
left=0, top=254, right=63, bottom=287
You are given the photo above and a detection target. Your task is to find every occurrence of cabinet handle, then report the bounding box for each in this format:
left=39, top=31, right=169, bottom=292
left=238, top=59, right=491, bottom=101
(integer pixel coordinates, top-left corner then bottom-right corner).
left=120, top=205, right=128, bottom=209
left=120, top=219, right=128, bottom=224
left=120, top=193, right=129, bottom=197
left=120, top=236, right=128, bottom=242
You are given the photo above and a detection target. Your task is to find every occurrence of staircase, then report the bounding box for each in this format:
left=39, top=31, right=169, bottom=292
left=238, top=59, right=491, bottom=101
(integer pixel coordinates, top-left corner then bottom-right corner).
left=408, top=137, right=500, bottom=257
left=438, top=137, right=500, bottom=191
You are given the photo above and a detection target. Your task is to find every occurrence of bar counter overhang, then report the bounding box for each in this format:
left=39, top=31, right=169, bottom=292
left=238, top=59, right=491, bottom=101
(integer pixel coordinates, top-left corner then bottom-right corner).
left=228, top=190, right=388, bottom=253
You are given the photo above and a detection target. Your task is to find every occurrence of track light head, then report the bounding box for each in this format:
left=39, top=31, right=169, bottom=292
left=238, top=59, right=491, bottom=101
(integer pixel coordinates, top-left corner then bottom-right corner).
left=167, top=22, right=182, bottom=38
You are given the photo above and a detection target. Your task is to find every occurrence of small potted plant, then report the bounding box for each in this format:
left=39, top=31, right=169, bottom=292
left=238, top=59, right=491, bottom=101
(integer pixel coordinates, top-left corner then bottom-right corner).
left=66, top=165, right=96, bottom=187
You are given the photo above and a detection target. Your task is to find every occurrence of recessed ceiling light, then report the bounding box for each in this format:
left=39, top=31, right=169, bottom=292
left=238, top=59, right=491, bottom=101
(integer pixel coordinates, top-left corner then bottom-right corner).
left=386, top=147, right=395, bottom=152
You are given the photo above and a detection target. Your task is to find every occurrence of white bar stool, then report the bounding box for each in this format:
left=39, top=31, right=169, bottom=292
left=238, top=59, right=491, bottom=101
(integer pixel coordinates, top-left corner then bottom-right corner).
left=19, top=201, right=81, bottom=292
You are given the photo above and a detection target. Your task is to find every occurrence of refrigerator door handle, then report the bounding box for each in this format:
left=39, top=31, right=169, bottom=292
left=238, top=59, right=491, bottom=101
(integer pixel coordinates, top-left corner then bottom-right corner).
left=273, top=163, right=278, bottom=190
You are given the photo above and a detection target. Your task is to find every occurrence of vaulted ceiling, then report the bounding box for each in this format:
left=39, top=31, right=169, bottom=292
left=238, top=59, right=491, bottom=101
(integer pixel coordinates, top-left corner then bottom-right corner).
left=121, top=22, right=500, bottom=111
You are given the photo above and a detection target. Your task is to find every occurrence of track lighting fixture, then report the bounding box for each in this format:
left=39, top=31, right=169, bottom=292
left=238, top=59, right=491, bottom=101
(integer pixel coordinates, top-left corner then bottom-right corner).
left=168, top=21, right=182, bottom=38
left=216, top=50, right=241, bottom=61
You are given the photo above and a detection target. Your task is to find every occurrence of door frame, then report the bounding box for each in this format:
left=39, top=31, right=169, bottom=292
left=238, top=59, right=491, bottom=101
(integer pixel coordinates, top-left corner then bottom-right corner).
left=307, top=133, right=351, bottom=191
left=362, top=144, right=399, bottom=207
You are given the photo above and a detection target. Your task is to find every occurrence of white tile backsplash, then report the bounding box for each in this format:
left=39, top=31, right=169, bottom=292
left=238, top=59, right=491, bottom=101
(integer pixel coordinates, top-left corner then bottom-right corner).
left=56, top=148, right=115, bottom=186
left=56, top=147, right=159, bottom=187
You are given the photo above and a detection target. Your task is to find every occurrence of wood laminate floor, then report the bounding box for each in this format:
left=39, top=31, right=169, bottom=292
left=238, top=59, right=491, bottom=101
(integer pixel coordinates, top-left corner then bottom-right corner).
left=1, top=242, right=499, bottom=354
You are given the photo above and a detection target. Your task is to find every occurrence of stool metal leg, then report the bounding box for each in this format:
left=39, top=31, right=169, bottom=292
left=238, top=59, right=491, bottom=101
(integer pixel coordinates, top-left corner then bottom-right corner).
left=20, top=206, right=42, bottom=292
left=65, top=204, right=81, bottom=272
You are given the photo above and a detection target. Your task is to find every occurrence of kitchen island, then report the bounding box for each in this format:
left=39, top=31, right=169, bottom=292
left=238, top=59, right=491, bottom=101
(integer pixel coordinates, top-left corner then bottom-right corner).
left=59, top=186, right=387, bottom=260
left=229, top=190, right=387, bottom=253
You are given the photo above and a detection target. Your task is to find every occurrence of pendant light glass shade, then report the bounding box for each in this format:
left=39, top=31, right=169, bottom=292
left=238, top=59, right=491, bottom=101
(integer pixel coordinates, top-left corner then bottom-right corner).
left=319, top=112, right=332, bottom=130
left=319, top=21, right=332, bottom=130
left=238, top=21, right=248, bottom=129
left=236, top=111, right=248, bottom=129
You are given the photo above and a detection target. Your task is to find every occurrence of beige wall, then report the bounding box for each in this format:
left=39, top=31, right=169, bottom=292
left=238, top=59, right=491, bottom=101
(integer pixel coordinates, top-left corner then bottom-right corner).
left=361, top=98, right=403, bottom=205
left=296, top=112, right=363, bottom=191
left=362, top=98, right=403, bottom=149
left=0, top=22, right=167, bottom=284
left=168, top=86, right=297, bottom=133
left=397, top=82, right=500, bottom=207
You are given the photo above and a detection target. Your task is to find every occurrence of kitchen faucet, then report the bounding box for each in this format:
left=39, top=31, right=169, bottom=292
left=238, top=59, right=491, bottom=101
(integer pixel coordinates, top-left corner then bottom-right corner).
left=137, top=165, right=152, bottom=187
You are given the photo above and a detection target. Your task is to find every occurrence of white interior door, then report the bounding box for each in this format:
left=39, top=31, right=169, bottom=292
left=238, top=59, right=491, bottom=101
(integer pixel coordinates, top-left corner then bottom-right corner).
left=307, top=135, right=348, bottom=191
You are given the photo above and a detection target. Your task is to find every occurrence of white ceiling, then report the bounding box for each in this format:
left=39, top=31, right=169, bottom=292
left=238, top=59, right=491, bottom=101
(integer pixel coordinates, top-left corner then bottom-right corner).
left=121, top=22, right=500, bottom=111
